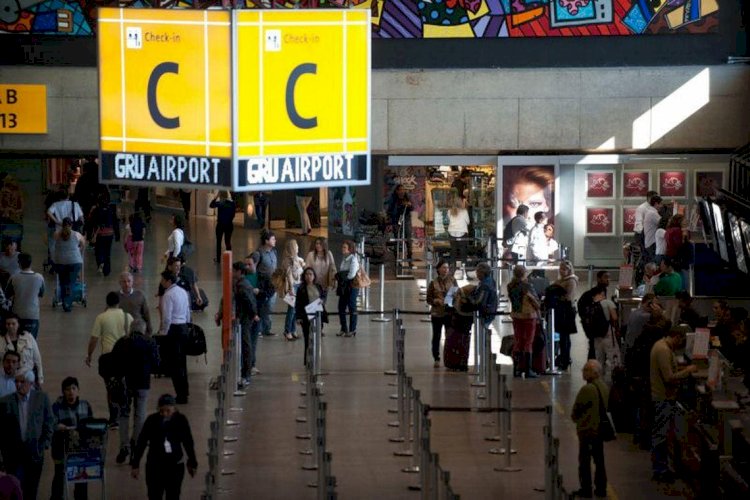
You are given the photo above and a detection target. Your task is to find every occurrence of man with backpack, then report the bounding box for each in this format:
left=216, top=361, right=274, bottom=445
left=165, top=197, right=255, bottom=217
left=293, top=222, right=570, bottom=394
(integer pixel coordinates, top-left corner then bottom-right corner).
left=251, top=230, right=278, bottom=337
left=578, top=282, right=619, bottom=373
left=503, top=204, right=530, bottom=264
left=578, top=271, right=613, bottom=359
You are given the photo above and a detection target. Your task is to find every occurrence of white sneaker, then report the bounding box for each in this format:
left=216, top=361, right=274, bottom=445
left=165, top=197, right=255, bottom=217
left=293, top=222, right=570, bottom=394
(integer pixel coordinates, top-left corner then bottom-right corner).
left=250, top=367, right=260, bottom=376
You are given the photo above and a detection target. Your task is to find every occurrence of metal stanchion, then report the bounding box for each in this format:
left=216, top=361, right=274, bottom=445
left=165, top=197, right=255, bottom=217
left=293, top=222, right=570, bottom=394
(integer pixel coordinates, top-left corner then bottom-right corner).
left=389, top=334, right=406, bottom=438
left=314, top=312, right=323, bottom=379
left=471, top=313, right=486, bottom=387
left=489, top=373, right=509, bottom=453
left=394, top=376, right=414, bottom=456
left=384, top=310, right=400, bottom=374
left=546, top=309, right=562, bottom=376
left=477, top=321, right=492, bottom=400
left=402, top=389, right=421, bottom=473
left=485, top=358, right=501, bottom=441
left=363, top=255, right=374, bottom=311
left=494, top=387, right=521, bottom=472
left=301, top=383, right=320, bottom=471
left=372, top=264, right=392, bottom=323
left=308, top=401, right=327, bottom=486
left=543, top=405, right=555, bottom=500
left=688, top=264, right=695, bottom=296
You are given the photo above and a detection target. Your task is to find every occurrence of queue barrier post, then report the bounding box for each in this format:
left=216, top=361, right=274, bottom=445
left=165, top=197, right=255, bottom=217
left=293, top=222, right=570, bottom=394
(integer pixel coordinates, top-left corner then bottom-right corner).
left=421, top=262, right=433, bottom=323
left=394, top=376, right=414, bottom=457
left=402, top=388, right=421, bottom=473
left=489, top=374, right=508, bottom=453
left=471, top=313, right=486, bottom=387
left=485, top=357, right=501, bottom=442
left=546, top=309, right=562, bottom=376
left=384, top=310, right=400, bottom=374
left=494, top=387, right=521, bottom=473
left=388, top=334, right=406, bottom=440
left=372, top=264, right=392, bottom=323
left=314, top=312, right=323, bottom=379
left=301, top=383, right=320, bottom=471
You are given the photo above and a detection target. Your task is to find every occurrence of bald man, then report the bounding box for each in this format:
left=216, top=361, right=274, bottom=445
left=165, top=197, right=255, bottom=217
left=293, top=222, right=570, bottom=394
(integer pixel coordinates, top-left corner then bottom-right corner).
left=118, top=271, right=153, bottom=336
left=571, top=360, right=609, bottom=498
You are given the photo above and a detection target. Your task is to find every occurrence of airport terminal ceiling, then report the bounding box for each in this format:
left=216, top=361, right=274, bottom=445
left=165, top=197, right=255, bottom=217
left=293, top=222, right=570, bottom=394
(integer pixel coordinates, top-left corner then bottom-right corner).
left=0, top=0, right=746, bottom=67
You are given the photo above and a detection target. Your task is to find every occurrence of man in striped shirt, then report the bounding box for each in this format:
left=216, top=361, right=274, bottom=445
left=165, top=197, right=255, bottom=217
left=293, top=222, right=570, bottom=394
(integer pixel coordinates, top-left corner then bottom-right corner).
left=160, top=271, right=191, bottom=405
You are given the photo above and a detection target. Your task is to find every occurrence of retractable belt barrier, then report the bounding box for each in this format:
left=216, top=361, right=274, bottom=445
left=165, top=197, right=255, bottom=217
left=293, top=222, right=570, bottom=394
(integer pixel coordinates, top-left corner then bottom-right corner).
left=382, top=315, right=572, bottom=498
left=202, top=322, right=245, bottom=499
left=295, top=312, right=337, bottom=498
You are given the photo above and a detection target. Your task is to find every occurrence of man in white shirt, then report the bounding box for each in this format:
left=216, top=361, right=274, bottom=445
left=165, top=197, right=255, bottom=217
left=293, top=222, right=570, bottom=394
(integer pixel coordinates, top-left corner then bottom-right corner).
left=527, top=211, right=549, bottom=266
left=642, top=195, right=663, bottom=260
left=160, top=271, right=191, bottom=404
left=508, top=204, right=530, bottom=263
left=633, top=190, right=658, bottom=235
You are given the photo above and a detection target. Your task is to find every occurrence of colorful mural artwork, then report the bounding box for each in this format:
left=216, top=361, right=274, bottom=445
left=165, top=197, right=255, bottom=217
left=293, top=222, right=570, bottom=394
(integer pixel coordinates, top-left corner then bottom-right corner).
left=0, top=0, right=718, bottom=36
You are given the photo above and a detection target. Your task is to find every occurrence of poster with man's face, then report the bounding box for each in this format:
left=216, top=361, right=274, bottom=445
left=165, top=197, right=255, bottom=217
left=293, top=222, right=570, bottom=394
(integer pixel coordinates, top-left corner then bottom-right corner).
left=502, top=165, right=555, bottom=225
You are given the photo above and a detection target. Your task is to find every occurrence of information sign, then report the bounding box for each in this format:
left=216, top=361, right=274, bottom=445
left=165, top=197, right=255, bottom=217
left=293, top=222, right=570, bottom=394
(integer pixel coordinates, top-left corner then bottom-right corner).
left=0, top=84, right=47, bottom=134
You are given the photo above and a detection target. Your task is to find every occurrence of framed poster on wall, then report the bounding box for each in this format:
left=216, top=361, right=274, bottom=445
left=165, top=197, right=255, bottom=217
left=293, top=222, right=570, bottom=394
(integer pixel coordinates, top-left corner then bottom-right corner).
left=658, top=170, right=687, bottom=198
left=622, top=170, right=650, bottom=198
left=695, top=170, right=724, bottom=197
left=501, top=165, right=555, bottom=225
left=622, top=206, right=638, bottom=233
left=586, top=170, right=615, bottom=199
left=586, top=206, right=615, bottom=236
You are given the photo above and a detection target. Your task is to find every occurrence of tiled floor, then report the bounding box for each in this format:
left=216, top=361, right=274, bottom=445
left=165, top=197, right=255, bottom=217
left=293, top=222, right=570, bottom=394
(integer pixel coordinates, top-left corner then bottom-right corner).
left=13, top=184, right=689, bottom=499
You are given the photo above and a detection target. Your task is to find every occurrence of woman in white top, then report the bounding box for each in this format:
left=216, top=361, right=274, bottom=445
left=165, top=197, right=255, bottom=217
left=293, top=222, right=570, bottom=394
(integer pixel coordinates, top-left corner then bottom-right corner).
left=53, top=217, right=86, bottom=312
left=654, top=220, right=667, bottom=264
left=336, top=240, right=360, bottom=337
left=0, top=313, right=43, bottom=386
left=281, top=239, right=305, bottom=341
left=165, top=213, right=185, bottom=261
left=447, top=195, right=471, bottom=268
left=305, top=237, right=337, bottom=297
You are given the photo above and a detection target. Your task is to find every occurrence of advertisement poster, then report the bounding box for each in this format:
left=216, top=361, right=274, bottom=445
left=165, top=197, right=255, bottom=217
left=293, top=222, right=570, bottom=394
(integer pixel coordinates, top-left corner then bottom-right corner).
left=501, top=165, right=555, bottom=225
left=586, top=171, right=615, bottom=198
left=586, top=206, right=615, bottom=236
left=383, top=166, right=427, bottom=251
left=658, top=170, right=687, bottom=198
left=695, top=171, right=723, bottom=197
left=622, top=170, right=650, bottom=198
left=622, top=206, right=637, bottom=233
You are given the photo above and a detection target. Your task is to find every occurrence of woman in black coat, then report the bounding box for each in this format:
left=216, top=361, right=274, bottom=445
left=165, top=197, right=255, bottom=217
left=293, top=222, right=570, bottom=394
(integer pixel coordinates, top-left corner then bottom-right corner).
left=295, top=267, right=327, bottom=366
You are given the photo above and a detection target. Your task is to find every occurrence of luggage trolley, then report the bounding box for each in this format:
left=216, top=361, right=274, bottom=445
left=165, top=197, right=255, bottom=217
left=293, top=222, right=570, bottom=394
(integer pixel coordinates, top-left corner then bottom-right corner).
left=63, top=418, right=109, bottom=499
left=52, top=252, right=87, bottom=308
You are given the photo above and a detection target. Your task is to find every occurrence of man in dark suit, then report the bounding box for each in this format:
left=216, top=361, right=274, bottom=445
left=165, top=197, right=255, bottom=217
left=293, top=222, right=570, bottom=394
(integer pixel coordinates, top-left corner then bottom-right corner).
left=0, top=370, right=54, bottom=500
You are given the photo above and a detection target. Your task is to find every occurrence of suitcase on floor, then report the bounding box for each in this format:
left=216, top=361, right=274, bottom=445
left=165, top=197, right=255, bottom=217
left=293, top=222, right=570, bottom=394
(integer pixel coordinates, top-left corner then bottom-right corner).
left=443, top=326, right=470, bottom=371
left=152, top=334, right=172, bottom=377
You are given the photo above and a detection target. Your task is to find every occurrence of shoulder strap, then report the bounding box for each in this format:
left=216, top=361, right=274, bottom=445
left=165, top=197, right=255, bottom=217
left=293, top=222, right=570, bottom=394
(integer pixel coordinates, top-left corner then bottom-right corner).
left=593, top=383, right=607, bottom=414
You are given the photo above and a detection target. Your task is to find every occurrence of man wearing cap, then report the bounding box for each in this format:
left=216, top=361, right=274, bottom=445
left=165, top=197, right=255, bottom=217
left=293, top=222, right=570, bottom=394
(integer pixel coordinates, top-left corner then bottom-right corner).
left=130, top=394, right=198, bottom=499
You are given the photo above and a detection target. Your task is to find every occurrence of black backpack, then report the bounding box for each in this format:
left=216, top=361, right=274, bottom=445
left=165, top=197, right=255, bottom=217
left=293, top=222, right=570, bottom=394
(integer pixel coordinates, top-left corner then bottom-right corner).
left=185, top=323, right=207, bottom=357
left=578, top=290, right=610, bottom=339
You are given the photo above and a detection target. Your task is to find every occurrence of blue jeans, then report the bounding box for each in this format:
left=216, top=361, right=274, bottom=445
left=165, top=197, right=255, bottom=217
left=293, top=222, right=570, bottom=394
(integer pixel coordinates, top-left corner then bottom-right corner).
left=260, top=292, right=276, bottom=335
left=284, top=284, right=299, bottom=334
left=338, top=287, right=359, bottom=333
left=56, top=262, right=81, bottom=311
left=651, top=399, right=677, bottom=475
left=20, top=319, right=39, bottom=339
left=117, top=388, right=149, bottom=449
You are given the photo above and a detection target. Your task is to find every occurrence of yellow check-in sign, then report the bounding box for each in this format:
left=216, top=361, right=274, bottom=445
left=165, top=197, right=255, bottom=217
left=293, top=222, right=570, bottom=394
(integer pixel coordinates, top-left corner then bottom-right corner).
left=0, top=85, right=47, bottom=134
left=98, top=8, right=232, bottom=187
left=234, top=10, right=370, bottom=191
left=97, top=8, right=370, bottom=190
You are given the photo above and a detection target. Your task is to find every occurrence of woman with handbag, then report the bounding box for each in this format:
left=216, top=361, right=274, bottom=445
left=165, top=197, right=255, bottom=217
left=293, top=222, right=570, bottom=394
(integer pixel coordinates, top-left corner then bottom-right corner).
left=280, top=239, right=305, bottom=341
left=295, top=267, right=327, bottom=366
left=305, top=237, right=337, bottom=309
left=552, top=260, right=578, bottom=370
left=336, top=240, right=360, bottom=337
left=426, top=260, right=457, bottom=367
left=89, top=191, right=120, bottom=277
left=507, top=265, right=541, bottom=378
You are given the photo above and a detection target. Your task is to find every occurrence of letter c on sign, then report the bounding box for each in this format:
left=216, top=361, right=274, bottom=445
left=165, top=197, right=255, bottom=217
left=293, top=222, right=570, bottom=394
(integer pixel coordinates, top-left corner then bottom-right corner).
left=147, top=62, right=180, bottom=129
left=285, top=63, right=317, bottom=129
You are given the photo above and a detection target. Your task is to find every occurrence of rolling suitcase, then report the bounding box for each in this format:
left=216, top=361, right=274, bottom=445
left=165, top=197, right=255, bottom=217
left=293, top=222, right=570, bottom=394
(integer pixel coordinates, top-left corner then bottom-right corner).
left=443, top=326, right=470, bottom=371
